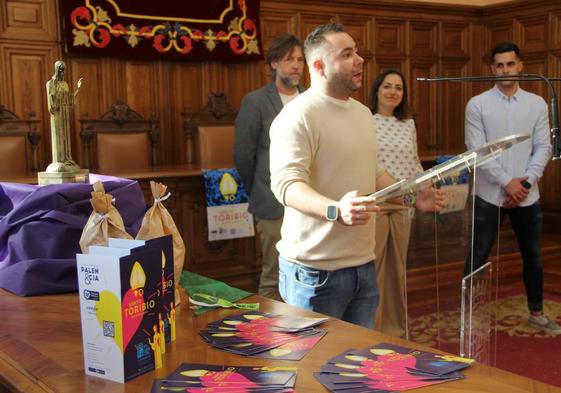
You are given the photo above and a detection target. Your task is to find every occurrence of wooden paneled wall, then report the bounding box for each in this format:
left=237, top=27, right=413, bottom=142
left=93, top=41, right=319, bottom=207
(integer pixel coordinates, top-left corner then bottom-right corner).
left=1, top=0, right=561, bottom=227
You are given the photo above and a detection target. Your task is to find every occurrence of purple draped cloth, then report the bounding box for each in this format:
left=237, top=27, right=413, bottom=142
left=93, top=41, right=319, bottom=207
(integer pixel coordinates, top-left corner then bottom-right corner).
left=0, top=174, right=147, bottom=296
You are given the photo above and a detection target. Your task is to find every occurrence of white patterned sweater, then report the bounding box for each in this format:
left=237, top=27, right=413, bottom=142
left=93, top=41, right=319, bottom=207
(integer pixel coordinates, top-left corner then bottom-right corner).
left=373, top=113, right=424, bottom=180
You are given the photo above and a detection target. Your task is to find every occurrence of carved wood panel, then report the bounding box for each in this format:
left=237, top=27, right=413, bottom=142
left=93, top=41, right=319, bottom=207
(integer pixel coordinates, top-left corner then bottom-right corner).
left=0, top=43, right=59, bottom=169
left=441, top=22, right=470, bottom=58
left=0, top=0, right=57, bottom=41
left=101, top=57, right=128, bottom=103
left=124, top=62, right=158, bottom=119
left=373, top=58, right=407, bottom=75
left=219, top=62, right=262, bottom=110
left=298, top=13, right=336, bottom=39
left=483, top=21, right=515, bottom=61
left=516, top=14, right=549, bottom=53
left=174, top=63, right=205, bottom=113
left=552, top=11, right=561, bottom=50
left=410, top=21, right=438, bottom=59
left=439, top=60, right=471, bottom=156
left=410, top=61, right=438, bottom=160
left=375, top=19, right=406, bottom=57
left=260, top=12, right=298, bottom=48
left=69, top=58, right=104, bottom=165
left=154, top=61, right=175, bottom=165
left=174, top=62, right=205, bottom=164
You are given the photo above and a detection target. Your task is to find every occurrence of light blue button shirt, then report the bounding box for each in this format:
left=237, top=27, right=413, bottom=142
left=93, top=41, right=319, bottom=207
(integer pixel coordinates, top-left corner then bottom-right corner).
left=465, top=85, right=552, bottom=206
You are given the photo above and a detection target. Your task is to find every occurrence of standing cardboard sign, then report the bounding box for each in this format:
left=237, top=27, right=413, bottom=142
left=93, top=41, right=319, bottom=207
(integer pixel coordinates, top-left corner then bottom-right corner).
left=76, top=235, right=174, bottom=383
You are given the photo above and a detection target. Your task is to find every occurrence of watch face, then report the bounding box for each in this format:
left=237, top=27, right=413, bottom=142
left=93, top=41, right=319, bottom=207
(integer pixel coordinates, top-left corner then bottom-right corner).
left=327, top=205, right=338, bottom=221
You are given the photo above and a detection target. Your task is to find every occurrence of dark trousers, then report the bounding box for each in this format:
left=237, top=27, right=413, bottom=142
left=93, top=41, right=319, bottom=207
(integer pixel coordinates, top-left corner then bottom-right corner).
left=464, top=196, right=543, bottom=312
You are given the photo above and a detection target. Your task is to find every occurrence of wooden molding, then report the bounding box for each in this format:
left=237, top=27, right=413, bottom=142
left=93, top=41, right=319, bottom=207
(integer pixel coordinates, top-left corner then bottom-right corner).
left=0, top=0, right=58, bottom=42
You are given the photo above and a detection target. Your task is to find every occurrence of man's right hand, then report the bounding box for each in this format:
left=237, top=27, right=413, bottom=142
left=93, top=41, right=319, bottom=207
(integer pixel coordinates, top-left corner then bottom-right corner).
left=338, top=190, right=379, bottom=226
left=504, top=176, right=530, bottom=204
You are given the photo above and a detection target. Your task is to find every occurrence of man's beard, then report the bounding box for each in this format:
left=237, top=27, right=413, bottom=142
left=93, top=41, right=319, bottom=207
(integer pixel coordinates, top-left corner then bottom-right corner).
left=279, top=75, right=300, bottom=89
left=328, top=72, right=360, bottom=97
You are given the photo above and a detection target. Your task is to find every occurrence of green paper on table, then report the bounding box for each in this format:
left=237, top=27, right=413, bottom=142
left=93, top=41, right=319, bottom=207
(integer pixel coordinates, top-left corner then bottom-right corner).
left=189, top=293, right=259, bottom=311
left=179, top=271, right=258, bottom=315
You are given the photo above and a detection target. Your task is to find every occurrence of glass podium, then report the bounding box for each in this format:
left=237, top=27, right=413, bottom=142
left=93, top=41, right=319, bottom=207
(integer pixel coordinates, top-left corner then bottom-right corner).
left=372, top=134, right=529, bottom=365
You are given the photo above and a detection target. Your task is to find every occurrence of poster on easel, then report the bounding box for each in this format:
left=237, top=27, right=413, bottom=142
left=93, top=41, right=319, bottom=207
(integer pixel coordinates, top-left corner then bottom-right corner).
left=202, top=169, right=254, bottom=241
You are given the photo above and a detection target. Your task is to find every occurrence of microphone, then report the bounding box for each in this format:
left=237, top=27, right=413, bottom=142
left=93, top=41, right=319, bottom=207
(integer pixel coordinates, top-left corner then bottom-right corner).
left=417, top=74, right=561, bottom=160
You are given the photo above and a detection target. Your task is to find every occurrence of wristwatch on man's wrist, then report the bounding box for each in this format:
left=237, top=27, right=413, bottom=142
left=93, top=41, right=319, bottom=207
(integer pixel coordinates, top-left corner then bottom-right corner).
left=326, top=204, right=339, bottom=221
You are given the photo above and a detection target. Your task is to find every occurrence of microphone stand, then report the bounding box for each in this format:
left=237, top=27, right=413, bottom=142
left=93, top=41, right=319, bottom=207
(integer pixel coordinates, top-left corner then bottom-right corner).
left=417, top=74, right=561, bottom=160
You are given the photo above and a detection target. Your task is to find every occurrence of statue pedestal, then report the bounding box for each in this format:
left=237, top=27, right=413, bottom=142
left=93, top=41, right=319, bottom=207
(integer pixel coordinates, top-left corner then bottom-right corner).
left=38, top=169, right=89, bottom=185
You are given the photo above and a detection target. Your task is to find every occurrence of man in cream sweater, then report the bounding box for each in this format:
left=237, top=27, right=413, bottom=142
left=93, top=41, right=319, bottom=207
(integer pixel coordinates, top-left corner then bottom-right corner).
left=269, top=23, right=442, bottom=328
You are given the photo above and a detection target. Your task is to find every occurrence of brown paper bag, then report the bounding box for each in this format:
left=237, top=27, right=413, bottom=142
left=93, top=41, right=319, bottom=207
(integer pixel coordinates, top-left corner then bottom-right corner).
left=136, top=181, right=186, bottom=305
left=79, top=181, right=133, bottom=253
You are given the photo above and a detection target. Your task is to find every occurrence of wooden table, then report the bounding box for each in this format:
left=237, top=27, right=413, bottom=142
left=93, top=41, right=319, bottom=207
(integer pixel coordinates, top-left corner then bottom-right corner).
left=0, top=289, right=559, bottom=393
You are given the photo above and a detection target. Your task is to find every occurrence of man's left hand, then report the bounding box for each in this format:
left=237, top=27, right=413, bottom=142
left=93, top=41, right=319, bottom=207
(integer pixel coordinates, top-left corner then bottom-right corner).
left=415, top=185, right=444, bottom=212
left=503, top=196, right=519, bottom=209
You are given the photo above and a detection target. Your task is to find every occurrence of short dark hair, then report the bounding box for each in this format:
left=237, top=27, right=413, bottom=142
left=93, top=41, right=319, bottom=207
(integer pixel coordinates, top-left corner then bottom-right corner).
left=266, top=33, right=303, bottom=80
left=304, top=22, right=346, bottom=64
left=491, top=42, right=521, bottom=62
left=369, top=69, right=410, bottom=121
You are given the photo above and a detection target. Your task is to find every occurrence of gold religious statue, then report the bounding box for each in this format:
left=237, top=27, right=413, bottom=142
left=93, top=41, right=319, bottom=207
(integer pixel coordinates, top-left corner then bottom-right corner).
left=45, top=60, right=83, bottom=173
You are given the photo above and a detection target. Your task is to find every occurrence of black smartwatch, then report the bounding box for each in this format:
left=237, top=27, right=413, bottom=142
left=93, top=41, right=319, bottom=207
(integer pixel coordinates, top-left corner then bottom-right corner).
left=326, top=204, right=338, bottom=221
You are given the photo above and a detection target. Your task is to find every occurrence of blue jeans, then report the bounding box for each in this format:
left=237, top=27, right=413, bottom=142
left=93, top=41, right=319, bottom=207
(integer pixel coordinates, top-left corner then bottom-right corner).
left=278, top=257, right=379, bottom=329
left=464, top=196, right=543, bottom=312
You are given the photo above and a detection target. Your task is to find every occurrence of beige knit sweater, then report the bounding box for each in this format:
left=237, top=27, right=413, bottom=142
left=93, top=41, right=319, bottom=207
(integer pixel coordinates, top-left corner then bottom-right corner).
left=270, top=87, right=385, bottom=271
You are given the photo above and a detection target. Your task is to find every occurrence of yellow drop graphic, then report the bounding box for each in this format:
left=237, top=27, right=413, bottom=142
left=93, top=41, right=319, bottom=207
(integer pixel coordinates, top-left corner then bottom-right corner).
left=340, top=372, right=365, bottom=378
left=243, top=314, right=264, bottom=320
left=161, top=250, right=166, bottom=269
left=346, top=355, right=368, bottom=362
left=219, top=173, right=238, bottom=198
left=211, top=333, right=235, bottom=337
left=370, top=348, right=394, bottom=356
left=130, top=261, right=146, bottom=289
left=335, top=363, right=359, bottom=369
left=223, top=320, right=242, bottom=326
left=232, top=343, right=252, bottom=348
left=95, top=290, right=123, bottom=352
left=270, top=348, right=291, bottom=357
left=180, top=370, right=209, bottom=377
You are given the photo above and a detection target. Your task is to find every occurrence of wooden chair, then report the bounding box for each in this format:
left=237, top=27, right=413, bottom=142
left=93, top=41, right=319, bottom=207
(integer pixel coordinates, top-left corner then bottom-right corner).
left=182, top=92, right=237, bottom=169
left=0, top=105, right=41, bottom=176
left=79, top=101, right=159, bottom=173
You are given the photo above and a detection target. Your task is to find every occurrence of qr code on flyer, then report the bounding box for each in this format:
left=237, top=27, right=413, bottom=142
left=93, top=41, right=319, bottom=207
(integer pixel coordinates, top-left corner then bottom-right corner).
left=103, top=320, right=115, bottom=338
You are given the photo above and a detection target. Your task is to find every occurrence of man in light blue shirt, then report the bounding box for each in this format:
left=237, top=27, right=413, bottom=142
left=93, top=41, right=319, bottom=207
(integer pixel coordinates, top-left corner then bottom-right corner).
left=464, top=42, right=559, bottom=335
